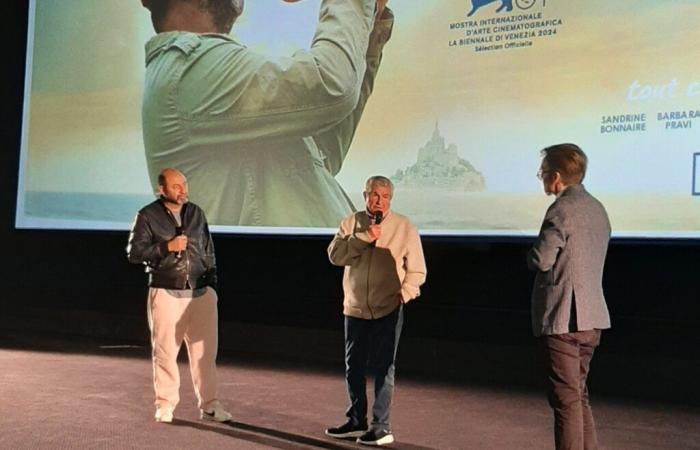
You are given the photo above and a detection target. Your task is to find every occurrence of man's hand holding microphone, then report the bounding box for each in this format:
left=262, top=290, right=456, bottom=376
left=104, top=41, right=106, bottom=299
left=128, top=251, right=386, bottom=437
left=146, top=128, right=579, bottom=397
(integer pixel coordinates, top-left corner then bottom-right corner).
left=368, top=211, right=383, bottom=242
left=167, top=227, right=187, bottom=258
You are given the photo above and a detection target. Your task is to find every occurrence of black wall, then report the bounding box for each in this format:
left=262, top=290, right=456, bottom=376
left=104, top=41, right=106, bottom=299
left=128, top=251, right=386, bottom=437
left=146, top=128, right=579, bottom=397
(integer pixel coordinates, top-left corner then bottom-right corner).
left=3, top=2, right=699, bottom=403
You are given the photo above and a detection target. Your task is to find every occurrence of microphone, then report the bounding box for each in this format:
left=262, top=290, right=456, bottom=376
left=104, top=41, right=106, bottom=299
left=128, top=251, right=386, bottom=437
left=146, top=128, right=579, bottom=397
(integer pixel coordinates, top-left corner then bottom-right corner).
left=374, top=211, right=383, bottom=225
left=370, top=211, right=383, bottom=247
left=175, top=226, right=184, bottom=259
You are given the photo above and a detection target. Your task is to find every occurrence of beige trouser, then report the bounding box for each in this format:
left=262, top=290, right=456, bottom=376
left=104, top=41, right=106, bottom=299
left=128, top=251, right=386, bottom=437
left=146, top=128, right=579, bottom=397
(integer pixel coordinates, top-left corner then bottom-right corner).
left=147, top=287, right=219, bottom=411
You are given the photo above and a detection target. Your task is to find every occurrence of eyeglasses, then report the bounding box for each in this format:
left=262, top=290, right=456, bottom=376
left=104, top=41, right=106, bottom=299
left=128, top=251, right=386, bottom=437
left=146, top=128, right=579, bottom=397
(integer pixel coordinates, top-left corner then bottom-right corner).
left=536, top=169, right=552, bottom=180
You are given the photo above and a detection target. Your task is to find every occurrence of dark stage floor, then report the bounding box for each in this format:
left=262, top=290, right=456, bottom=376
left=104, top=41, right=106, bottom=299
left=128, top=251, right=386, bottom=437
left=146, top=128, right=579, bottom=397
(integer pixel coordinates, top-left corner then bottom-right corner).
left=0, top=331, right=698, bottom=450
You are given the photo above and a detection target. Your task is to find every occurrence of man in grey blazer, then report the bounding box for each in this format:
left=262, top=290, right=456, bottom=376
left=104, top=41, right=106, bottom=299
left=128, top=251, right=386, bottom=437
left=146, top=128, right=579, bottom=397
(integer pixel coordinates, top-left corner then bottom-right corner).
left=528, top=143, right=611, bottom=450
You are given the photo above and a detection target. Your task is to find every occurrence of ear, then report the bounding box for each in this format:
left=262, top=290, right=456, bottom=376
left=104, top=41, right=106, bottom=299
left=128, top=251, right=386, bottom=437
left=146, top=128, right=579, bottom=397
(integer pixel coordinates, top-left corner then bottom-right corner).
left=553, top=172, right=567, bottom=193
left=233, top=0, right=245, bottom=16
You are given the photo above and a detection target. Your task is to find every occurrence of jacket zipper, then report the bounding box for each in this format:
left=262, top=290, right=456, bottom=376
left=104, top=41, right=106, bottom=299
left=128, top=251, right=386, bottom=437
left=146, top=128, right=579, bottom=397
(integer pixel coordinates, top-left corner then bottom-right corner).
left=164, top=206, right=189, bottom=290
left=184, top=251, right=190, bottom=289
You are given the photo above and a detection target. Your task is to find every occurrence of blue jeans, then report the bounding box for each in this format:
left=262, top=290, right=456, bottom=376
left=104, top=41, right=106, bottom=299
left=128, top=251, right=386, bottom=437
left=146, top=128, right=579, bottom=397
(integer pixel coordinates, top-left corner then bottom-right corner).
left=344, top=306, right=404, bottom=431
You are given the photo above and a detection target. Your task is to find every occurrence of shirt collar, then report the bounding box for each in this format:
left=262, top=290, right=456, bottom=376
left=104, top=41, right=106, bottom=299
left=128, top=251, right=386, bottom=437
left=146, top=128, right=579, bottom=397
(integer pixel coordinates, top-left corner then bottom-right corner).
left=558, top=183, right=585, bottom=198
left=144, top=31, right=236, bottom=65
left=365, top=209, right=391, bottom=220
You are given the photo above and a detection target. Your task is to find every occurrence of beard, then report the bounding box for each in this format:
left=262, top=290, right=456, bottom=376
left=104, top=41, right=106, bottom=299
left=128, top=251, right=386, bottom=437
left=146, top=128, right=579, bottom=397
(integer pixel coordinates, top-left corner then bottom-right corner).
left=162, top=193, right=188, bottom=206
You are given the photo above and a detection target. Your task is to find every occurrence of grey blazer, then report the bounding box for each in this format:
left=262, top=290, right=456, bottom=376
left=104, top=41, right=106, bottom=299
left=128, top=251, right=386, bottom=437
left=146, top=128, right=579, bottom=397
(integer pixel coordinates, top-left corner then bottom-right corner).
left=527, top=184, right=611, bottom=337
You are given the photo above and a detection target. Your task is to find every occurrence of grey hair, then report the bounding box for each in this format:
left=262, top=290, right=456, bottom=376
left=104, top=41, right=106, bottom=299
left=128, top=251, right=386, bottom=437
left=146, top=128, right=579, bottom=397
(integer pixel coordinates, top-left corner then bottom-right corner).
left=364, top=175, right=394, bottom=194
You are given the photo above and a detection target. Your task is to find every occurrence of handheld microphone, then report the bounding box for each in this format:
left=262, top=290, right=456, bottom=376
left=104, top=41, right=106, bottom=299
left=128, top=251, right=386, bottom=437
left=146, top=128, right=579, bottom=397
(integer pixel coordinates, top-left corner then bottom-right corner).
left=175, top=226, right=184, bottom=259
left=374, top=211, right=383, bottom=225
left=370, top=212, right=383, bottom=248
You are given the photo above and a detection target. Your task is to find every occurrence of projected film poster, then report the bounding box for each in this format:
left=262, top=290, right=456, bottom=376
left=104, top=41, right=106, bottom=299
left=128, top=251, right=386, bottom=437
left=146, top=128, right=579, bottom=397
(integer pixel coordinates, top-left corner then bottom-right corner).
left=17, top=0, right=700, bottom=237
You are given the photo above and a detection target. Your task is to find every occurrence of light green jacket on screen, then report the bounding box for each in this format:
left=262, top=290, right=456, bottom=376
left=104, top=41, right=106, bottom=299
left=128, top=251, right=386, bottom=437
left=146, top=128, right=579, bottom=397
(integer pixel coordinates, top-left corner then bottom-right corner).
left=142, top=0, right=393, bottom=227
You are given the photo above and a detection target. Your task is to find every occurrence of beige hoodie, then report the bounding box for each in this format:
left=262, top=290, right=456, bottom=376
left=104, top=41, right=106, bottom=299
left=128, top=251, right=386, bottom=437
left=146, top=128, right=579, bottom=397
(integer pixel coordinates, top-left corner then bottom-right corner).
left=328, top=210, right=427, bottom=319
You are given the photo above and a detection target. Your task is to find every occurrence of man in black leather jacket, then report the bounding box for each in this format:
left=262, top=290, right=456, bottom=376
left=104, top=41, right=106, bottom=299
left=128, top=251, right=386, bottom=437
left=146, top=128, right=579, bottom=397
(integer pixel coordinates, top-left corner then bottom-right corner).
left=127, top=168, right=231, bottom=424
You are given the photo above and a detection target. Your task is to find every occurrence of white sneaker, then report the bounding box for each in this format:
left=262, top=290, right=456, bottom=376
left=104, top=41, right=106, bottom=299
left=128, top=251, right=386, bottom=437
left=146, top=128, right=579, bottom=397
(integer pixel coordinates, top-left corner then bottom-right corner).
left=200, top=403, right=232, bottom=423
left=155, top=406, right=174, bottom=423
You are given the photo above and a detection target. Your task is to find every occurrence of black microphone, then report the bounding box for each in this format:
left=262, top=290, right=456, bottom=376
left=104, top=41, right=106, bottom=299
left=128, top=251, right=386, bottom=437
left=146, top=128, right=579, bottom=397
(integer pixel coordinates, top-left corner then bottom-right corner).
left=370, top=212, right=383, bottom=247
left=175, top=226, right=184, bottom=259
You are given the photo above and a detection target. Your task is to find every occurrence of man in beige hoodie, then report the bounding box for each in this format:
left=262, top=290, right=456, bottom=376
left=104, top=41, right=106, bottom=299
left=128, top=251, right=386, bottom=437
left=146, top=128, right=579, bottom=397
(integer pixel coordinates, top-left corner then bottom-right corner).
left=326, top=175, right=427, bottom=446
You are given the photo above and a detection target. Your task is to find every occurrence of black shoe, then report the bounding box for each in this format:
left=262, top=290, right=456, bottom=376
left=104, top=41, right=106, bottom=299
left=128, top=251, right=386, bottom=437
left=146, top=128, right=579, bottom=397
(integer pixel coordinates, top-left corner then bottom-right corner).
left=325, top=420, right=368, bottom=438
left=357, top=429, right=394, bottom=446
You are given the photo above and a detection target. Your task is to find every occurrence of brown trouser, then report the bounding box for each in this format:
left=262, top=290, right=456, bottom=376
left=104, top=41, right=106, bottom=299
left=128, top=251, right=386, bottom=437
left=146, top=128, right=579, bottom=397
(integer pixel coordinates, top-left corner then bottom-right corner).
left=147, top=287, right=219, bottom=411
left=538, top=329, right=601, bottom=450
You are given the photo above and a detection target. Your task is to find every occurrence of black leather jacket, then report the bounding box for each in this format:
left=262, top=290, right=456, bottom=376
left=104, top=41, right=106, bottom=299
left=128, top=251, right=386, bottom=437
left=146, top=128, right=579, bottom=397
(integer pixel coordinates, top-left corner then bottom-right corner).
left=127, top=199, right=217, bottom=290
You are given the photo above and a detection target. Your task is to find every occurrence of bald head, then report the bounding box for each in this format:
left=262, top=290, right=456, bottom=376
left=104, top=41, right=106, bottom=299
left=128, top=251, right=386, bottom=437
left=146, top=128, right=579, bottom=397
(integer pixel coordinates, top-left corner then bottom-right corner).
left=158, top=168, right=189, bottom=210
left=158, top=168, right=186, bottom=187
